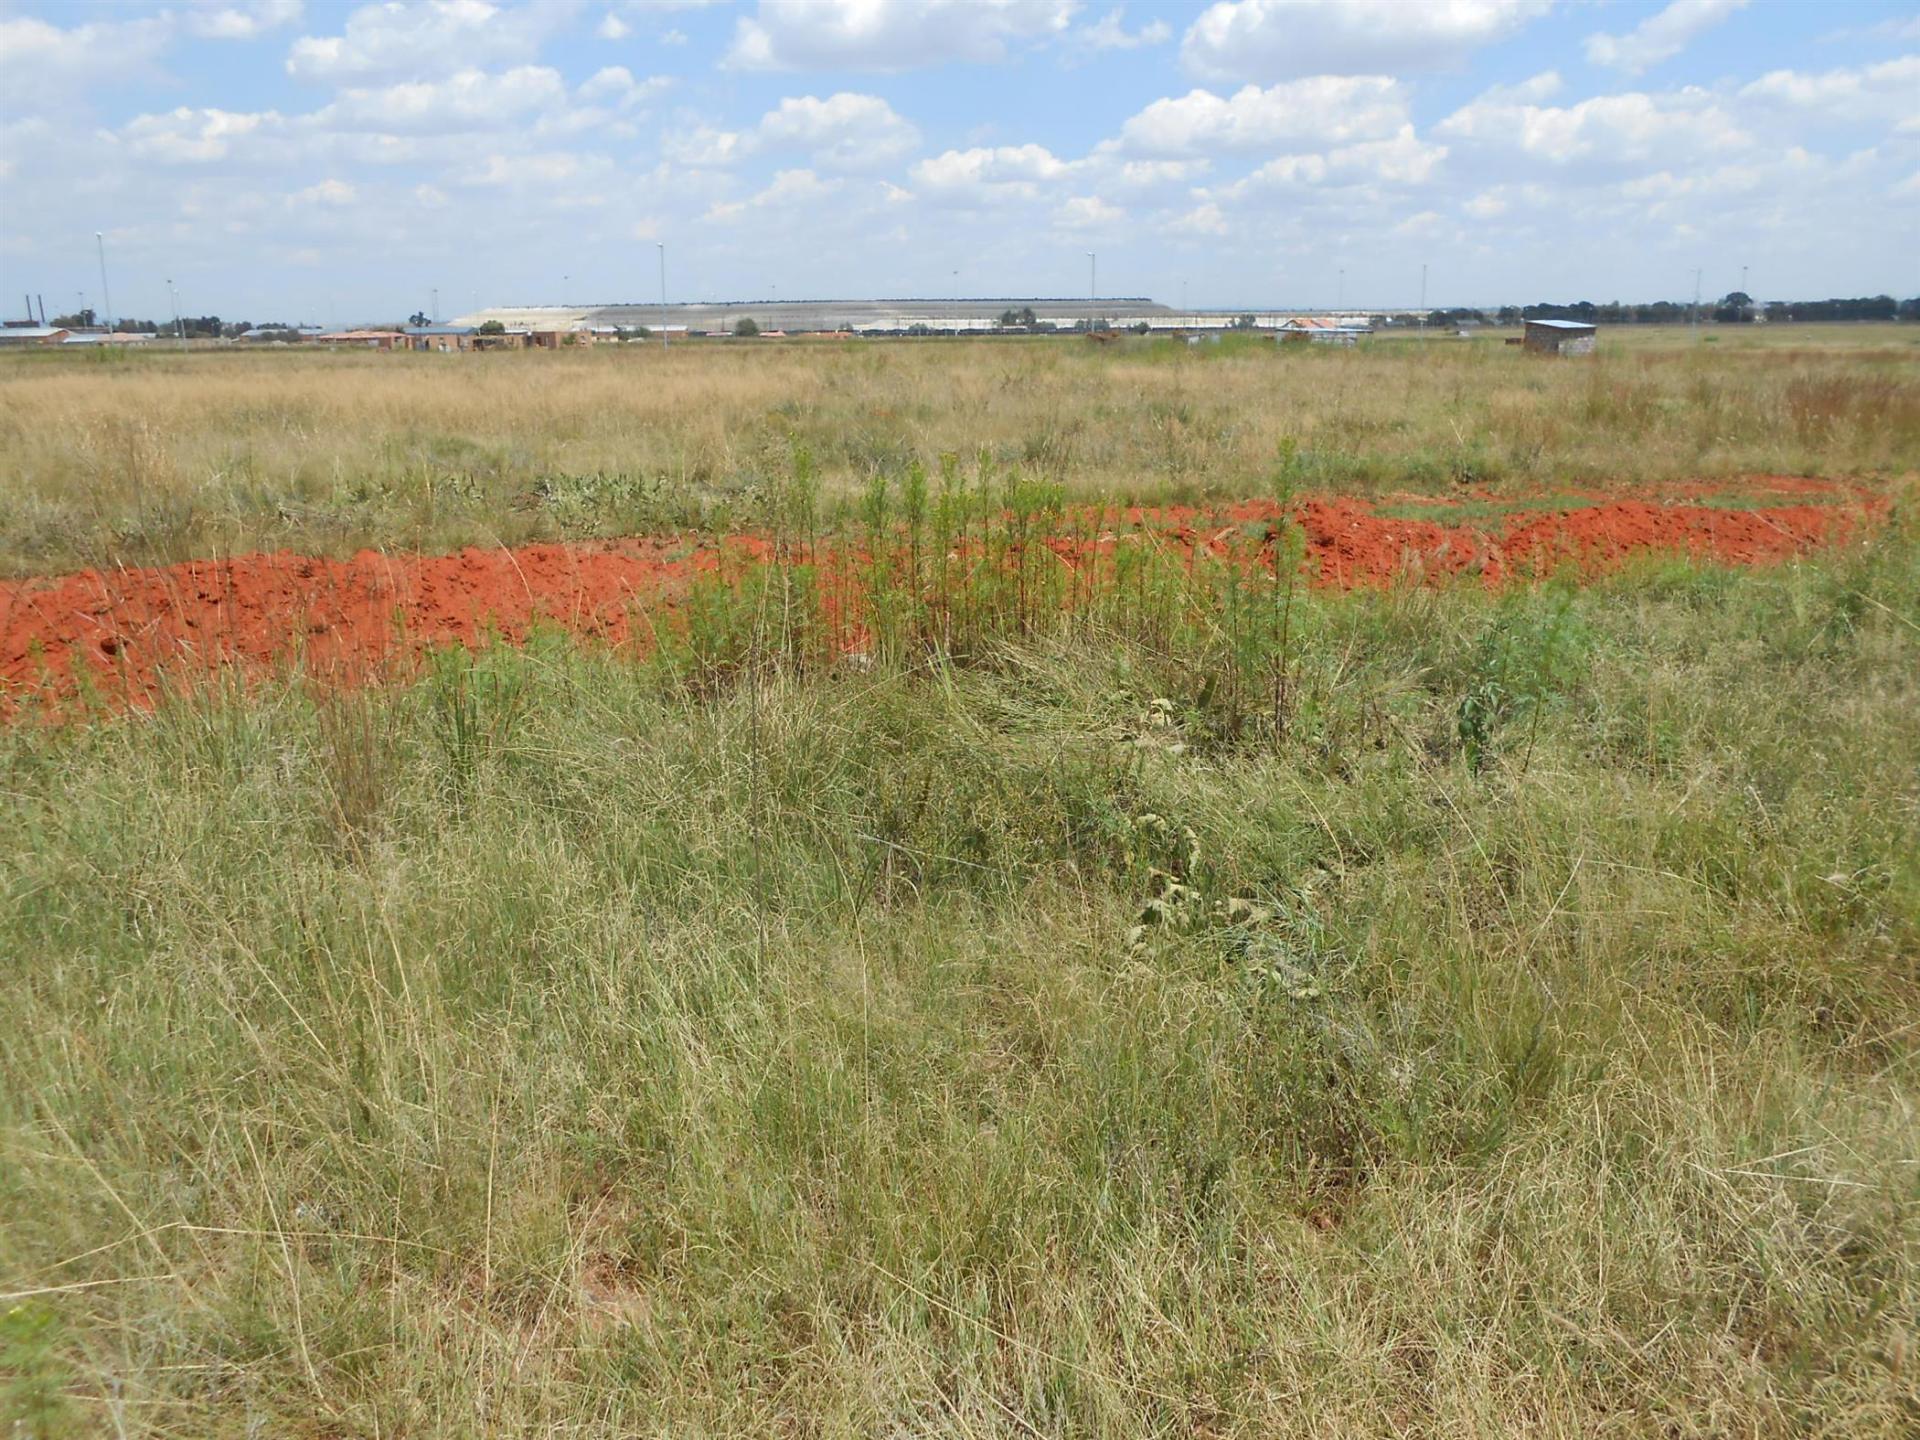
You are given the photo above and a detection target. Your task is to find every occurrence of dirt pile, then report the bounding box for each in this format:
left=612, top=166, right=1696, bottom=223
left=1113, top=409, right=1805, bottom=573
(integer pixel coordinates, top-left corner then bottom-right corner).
left=1, top=478, right=1884, bottom=714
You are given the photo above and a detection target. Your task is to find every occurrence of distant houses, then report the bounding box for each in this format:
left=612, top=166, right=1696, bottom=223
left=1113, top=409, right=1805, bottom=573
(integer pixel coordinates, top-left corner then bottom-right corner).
left=0, top=326, right=70, bottom=346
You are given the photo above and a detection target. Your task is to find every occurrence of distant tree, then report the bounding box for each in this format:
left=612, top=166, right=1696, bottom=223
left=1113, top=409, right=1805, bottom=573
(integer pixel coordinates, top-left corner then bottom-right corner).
left=477, top=320, right=506, bottom=335
left=998, top=308, right=1020, bottom=327
left=1230, top=313, right=1259, bottom=330
left=51, top=308, right=96, bottom=328
left=408, top=311, right=429, bottom=327
left=1129, top=320, right=1150, bottom=334
left=734, top=317, right=760, bottom=336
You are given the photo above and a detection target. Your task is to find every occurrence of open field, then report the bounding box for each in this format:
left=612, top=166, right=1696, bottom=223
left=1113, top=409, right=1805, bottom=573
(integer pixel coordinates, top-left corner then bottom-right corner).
left=0, top=324, right=1916, bottom=579
left=3, top=330, right=1918, bottom=1435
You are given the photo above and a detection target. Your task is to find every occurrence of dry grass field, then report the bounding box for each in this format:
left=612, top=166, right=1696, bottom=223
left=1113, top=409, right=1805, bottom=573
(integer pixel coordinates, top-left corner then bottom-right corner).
left=2, top=327, right=1918, bottom=1437
left=0, top=325, right=1915, bottom=576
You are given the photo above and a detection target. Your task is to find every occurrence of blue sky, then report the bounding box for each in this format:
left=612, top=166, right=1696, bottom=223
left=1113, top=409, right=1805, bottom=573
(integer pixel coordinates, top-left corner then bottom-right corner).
left=1, top=0, right=1915, bottom=325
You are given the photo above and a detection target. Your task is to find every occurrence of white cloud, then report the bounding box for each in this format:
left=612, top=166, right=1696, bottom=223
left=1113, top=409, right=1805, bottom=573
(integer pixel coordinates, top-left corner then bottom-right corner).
left=597, top=12, right=632, bottom=41
left=1054, top=194, right=1125, bottom=228
left=577, top=66, right=669, bottom=109
left=1076, top=8, right=1172, bottom=51
left=757, top=93, right=920, bottom=170
left=1739, top=56, right=1920, bottom=130
left=286, top=0, right=558, bottom=82
left=666, top=92, right=921, bottom=172
left=325, top=66, right=569, bottom=133
left=727, top=0, right=1077, bottom=71
left=1166, top=201, right=1228, bottom=236
left=1229, top=124, right=1448, bottom=191
left=1118, top=77, right=1408, bottom=156
left=184, top=1, right=307, bottom=41
left=663, top=124, right=752, bottom=167
left=1437, top=84, right=1748, bottom=167
left=0, top=13, right=172, bottom=107
left=123, top=107, right=288, bottom=163
left=1181, top=0, right=1553, bottom=83
left=909, top=143, right=1073, bottom=205
left=458, top=150, right=609, bottom=188
left=1585, top=0, right=1748, bottom=76
left=291, top=177, right=355, bottom=205
left=706, top=167, right=841, bottom=223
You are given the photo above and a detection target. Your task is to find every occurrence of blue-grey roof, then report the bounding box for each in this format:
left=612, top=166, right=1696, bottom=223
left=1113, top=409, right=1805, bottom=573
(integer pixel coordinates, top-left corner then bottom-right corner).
left=1526, top=318, right=1597, bottom=330
left=406, top=324, right=475, bottom=335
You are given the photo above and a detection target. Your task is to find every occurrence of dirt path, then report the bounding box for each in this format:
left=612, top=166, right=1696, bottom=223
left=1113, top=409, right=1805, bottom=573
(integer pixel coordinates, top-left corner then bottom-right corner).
left=0, top=477, right=1885, bottom=715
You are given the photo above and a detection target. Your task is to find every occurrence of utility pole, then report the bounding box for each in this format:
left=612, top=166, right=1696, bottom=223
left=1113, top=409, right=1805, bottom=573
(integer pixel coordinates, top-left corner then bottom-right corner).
left=1419, top=262, right=1427, bottom=337
left=1087, top=251, right=1096, bottom=331
left=1691, top=267, right=1702, bottom=340
left=657, top=242, right=667, bottom=351
left=169, top=279, right=184, bottom=346
left=432, top=287, right=439, bottom=323
left=1338, top=267, right=1345, bottom=311
left=95, top=231, right=114, bottom=335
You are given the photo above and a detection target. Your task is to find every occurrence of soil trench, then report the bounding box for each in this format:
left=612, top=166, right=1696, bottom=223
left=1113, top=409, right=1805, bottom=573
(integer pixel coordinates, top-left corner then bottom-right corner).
left=0, top=478, right=1884, bottom=715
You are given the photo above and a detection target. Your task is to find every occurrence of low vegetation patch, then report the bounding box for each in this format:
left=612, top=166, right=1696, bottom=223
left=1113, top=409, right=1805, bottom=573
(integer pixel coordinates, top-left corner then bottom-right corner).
left=3, top=499, right=1916, bottom=1434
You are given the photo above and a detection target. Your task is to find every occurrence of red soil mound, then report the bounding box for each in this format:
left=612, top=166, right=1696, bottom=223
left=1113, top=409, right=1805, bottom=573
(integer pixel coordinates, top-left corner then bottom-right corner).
left=0, top=478, right=1883, bottom=715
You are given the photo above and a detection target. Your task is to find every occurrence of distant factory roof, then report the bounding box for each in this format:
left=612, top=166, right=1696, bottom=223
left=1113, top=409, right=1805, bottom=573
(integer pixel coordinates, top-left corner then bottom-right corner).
left=1525, top=318, right=1597, bottom=330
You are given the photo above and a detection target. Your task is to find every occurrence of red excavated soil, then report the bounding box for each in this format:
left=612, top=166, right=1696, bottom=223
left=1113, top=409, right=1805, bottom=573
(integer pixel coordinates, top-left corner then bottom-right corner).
left=0, top=477, right=1885, bottom=716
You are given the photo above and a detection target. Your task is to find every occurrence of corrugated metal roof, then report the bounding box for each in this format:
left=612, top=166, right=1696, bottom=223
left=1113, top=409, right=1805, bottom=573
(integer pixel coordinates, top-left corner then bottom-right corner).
left=0, top=326, right=68, bottom=339
left=405, top=324, right=474, bottom=335
left=1525, top=319, right=1597, bottom=330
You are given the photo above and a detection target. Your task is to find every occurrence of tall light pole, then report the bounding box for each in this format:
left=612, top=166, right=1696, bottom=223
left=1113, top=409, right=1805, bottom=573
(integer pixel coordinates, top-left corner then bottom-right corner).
left=169, top=279, right=184, bottom=347
left=431, top=287, right=439, bottom=323
left=1691, top=267, right=1702, bottom=340
left=1338, top=267, right=1345, bottom=311
left=1087, top=251, right=1096, bottom=331
left=657, top=242, right=667, bottom=351
left=95, top=231, right=114, bottom=335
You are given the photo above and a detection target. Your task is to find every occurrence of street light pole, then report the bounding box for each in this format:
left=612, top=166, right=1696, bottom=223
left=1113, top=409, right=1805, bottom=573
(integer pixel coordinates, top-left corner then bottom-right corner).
left=169, top=279, right=184, bottom=347
left=657, top=242, right=667, bottom=351
left=1087, top=251, right=1096, bottom=331
left=95, top=231, right=114, bottom=336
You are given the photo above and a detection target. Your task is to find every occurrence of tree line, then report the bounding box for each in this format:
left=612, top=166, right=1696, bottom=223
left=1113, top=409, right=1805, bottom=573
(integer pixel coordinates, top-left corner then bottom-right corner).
left=1423, top=294, right=1917, bottom=328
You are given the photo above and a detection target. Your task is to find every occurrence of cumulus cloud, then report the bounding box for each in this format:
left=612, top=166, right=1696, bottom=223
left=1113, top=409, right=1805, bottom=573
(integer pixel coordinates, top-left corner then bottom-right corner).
left=123, top=106, right=288, bottom=163
left=290, top=176, right=355, bottom=205
left=757, top=93, right=921, bottom=169
left=597, top=13, right=631, bottom=41
left=1739, top=56, right=1920, bottom=130
left=1053, top=194, right=1125, bottom=228
left=706, top=167, right=841, bottom=223
left=324, top=67, right=569, bottom=133
left=1181, top=0, right=1553, bottom=83
left=286, top=0, right=559, bottom=82
left=1585, top=0, right=1749, bottom=75
left=667, top=93, right=920, bottom=172
left=910, top=143, right=1073, bottom=205
left=1437, top=83, right=1749, bottom=167
left=0, top=12, right=172, bottom=107
left=1228, top=125, right=1447, bottom=192
left=1075, top=8, right=1172, bottom=51
left=576, top=66, right=669, bottom=109
left=727, top=0, right=1076, bottom=71
left=1118, top=77, right=1408, bottom=156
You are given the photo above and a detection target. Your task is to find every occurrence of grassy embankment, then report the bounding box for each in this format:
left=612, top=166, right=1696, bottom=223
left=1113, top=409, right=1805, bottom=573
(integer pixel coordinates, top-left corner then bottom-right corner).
left=3, top=459, right=1917, bottom=1433
left=0, top=324, right=1916, bottom=577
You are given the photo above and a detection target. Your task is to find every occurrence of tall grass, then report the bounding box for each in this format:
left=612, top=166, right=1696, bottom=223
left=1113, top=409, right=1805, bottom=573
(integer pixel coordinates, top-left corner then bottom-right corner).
left=1, top=326, right=1916, bottom=577
left=2, top=491, right=1916, bottom=1434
